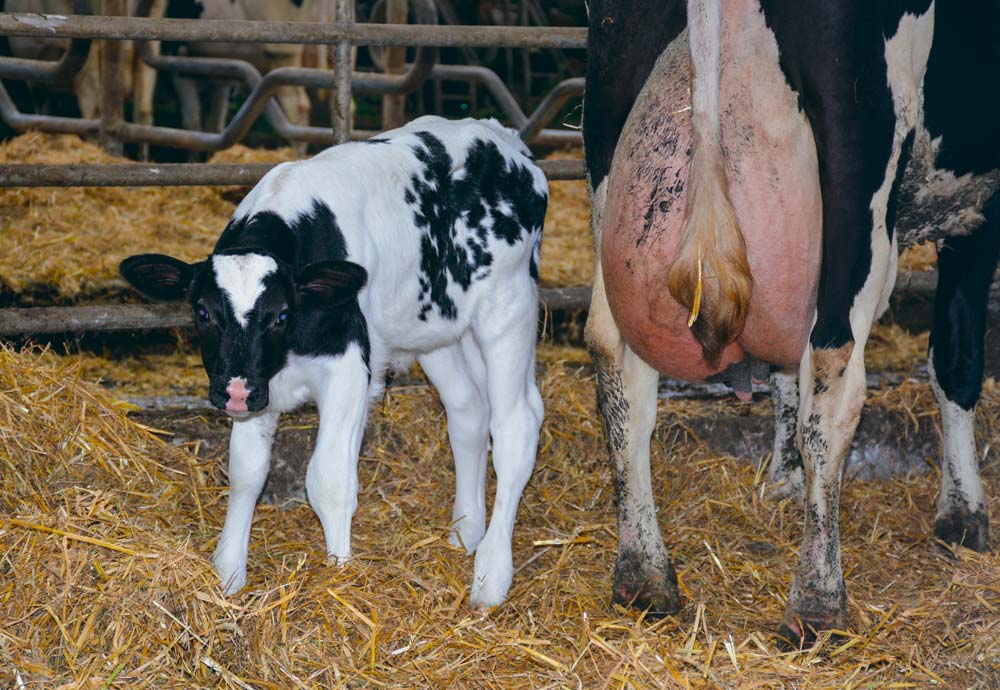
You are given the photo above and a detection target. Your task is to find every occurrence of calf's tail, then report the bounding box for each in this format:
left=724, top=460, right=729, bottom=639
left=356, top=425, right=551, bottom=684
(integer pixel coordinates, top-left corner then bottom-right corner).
left=667, top=0, right=753, bottom=367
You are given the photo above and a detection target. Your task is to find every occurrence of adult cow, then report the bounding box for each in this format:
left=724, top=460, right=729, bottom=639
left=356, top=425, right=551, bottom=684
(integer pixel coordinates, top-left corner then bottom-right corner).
left=584, top=0, right=999, bottom=646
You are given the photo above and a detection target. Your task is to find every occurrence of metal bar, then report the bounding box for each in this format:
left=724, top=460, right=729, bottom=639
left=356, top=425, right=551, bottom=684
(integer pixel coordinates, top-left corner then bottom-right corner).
left=99, top=0, right=126, bottom=155
left=0, top=272, right=979, bottom=337
left=0, top=14, right=587, bottom=49
left=0, top=37, right=91, bottom=82
left=518, top=77, right=583, bottom=144
left=331, top=0, right=355, bottom=145
left=381, top=0, right=408, bottom=130
left=0, top=79, right=101, bottom=134
left=0, top=304, right=194, bottom=335
left=0, top=158, right=585, bottom=186
left=0, top=286, right=592, bottom=335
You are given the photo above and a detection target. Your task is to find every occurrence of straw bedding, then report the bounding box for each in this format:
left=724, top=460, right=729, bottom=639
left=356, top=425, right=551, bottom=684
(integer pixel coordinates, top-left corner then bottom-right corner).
left=2, top=343, right=999, bottom=688
left=0, top=134, right=593, bottom=305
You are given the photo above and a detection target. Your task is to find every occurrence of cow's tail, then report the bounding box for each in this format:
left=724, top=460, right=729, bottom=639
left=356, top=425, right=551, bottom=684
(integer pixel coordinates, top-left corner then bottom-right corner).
left=667, top=0, right=753, bottom=367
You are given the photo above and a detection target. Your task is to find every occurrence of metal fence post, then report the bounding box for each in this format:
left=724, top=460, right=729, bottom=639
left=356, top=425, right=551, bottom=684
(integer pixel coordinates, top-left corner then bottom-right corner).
left=382, top=0, right=408, bottom=130
left=99, top=0, right=127, bottom=155
left=331, top=0, right=355, bottom=145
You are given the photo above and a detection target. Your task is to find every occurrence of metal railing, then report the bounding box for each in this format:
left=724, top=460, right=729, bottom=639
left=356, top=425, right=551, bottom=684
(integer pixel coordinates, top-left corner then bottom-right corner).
left=0, top=8, right=588, bottom=159
left=0, top=7, right=590, bottom=336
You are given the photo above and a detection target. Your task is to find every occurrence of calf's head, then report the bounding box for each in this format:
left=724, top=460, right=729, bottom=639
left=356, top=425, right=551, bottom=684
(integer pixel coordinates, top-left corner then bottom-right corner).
left=119, top=251, right=367, bottom=416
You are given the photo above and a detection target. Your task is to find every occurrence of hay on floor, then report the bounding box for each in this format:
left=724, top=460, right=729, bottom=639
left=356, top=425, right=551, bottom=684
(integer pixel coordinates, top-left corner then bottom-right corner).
left=0, top=134, right=596, bottom=304
left=0, top=133, right=233, bottom=302
left=2, top=344, right=998, bottom=688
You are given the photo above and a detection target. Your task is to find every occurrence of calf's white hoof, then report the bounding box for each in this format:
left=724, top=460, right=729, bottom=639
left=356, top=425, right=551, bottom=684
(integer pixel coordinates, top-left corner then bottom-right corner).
left=449, top=515, right=486, bottom=554
left=212, top=553, right=247, bottom=595
left=469, top=538, right=513, bottom=608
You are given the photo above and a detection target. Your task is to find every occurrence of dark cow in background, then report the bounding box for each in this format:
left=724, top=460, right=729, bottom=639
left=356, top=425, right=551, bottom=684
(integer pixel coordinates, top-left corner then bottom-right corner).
left=584, top=0, right=999, bottom=645
left=120, top=116, right=548, bottom=606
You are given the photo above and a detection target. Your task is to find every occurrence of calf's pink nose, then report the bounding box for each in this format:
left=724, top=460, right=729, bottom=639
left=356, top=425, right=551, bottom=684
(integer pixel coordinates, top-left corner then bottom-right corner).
left=226, top=379, right=249, bottom=412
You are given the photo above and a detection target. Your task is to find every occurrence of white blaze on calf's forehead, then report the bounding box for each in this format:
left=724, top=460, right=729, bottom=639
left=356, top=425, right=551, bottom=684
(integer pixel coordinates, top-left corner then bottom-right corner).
left=212, top=253, right=278, bottom=328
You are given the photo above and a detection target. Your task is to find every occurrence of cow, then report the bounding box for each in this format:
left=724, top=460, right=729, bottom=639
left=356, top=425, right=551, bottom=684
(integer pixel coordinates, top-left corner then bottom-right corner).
left=584, top=0, right=999, bottom=647
left=166, top=0, right=332, bottom=137
left=119, top=116, right=549, bottom=606
left=5, top=0, right=165, bottom=155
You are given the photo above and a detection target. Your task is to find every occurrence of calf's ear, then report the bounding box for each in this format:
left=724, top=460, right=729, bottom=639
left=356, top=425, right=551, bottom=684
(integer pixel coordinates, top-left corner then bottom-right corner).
left=295, top=260, right=368, bottom=307
left=119, top=254, right=195, bottom=302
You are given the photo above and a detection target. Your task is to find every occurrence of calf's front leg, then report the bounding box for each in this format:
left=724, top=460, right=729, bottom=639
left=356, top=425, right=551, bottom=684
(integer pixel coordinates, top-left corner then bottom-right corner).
left=306, top=353, right=370, bottom=563
left=214, top=411, right=279, bottom=594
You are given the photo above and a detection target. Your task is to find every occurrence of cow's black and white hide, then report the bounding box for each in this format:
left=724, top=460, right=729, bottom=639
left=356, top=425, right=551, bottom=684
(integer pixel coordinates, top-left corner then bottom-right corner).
left=583, top=0, right=999, bottom=648
left=121, top=116, right=549, bottom=606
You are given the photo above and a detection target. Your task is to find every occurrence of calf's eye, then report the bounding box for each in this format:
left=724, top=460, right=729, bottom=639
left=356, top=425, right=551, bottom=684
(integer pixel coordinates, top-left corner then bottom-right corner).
left=275, top=309, right=289, bottom=326
left=197, top=306, right=210, bottom=322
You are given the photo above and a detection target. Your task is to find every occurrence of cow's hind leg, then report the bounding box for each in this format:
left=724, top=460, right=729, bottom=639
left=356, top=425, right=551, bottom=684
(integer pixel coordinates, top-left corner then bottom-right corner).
left=766, top=370, right=805, bottom=501
left=586, top=267, right=680, bottom=616
left=468, top=290, right=543, bottom=607
left=929, top=195, right=1000, bottom=552
left=418, top=336, right=490, bottom=555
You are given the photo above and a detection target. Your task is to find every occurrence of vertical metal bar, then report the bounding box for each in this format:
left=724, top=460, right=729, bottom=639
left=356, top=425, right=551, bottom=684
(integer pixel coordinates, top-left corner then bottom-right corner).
left=521, top=0, right=531, bottom=107
left=330, top=0, right=355, bottom=145
left=99, top=0, right=126, bottom=155
left=381, top=0, right=407, bottom=130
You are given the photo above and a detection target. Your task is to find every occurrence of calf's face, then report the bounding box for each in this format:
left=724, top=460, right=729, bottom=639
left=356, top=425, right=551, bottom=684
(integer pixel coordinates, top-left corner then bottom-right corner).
left=120, top=251, right=366, bottom=416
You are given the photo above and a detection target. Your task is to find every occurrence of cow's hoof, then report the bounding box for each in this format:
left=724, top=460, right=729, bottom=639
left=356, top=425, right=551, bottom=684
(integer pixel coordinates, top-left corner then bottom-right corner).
left=612, top=550, right=682, bottom=617
left=776, top=607, right=847, bottom=650
left=935, top=509, right=989, bottom=552
left=765, top=461, right=805, bottom=503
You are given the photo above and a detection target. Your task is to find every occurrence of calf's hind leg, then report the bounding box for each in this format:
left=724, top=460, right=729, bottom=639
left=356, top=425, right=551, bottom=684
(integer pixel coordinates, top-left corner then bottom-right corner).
left=418, top=336, right=491, bottom=554
left=929, top=195, right=1000, bottom=552
left=468, top=300, right=544, bottom=607
left=585, top=267, right=680, bottom=616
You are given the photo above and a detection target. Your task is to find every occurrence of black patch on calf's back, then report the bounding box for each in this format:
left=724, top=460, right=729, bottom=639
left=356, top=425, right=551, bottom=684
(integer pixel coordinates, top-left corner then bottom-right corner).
left=406, top=131, right=547, bottom=321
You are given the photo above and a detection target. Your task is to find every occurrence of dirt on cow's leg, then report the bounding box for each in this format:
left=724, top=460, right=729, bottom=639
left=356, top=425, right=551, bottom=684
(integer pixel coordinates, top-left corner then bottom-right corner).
left=766, top=370, right=805, bottom=502
left=586, top=261, right=681, bottom=618
left=778, top=342, right=860, bottom=649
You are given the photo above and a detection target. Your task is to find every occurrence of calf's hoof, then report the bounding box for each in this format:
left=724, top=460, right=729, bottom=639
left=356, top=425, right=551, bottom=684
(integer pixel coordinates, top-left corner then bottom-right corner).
left=469, top=532, right=513, bottom=608
left=935, top=509, right=989, bottom=552
left=612, top=550, right=682, bottom=617
left=776, top=606, right=847, bottom=650
left=212, top=553, right=247, bottom=596
left=448, top=514, right=486, bottom=554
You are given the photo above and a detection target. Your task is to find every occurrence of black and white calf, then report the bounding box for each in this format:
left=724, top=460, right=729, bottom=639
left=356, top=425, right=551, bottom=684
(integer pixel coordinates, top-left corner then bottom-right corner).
left=584, top=0, right=999, bottom=646
left=121, top=116, right=548, bottom=605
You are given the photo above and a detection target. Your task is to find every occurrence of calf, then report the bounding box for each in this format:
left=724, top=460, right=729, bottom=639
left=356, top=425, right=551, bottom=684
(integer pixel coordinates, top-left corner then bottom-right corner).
left=120, top=116, right=548, bottom=606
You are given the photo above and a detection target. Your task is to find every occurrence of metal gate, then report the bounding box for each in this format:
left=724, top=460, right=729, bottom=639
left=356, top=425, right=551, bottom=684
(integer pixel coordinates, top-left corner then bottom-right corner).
left=0, top=4, right=590, bottom=335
